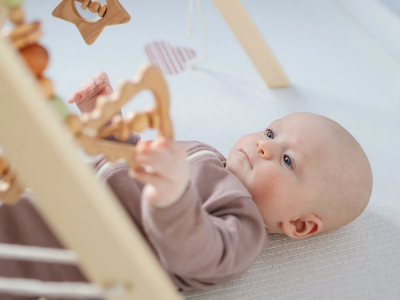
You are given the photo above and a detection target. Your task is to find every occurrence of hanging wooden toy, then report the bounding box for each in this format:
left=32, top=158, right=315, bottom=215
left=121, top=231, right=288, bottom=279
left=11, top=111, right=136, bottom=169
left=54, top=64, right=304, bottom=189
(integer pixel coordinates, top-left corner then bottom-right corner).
left=0, top=0, right=173, bottom=205
left=52, top=0, right=130, bottom=45
left=0, top=155, right=24, bottom=205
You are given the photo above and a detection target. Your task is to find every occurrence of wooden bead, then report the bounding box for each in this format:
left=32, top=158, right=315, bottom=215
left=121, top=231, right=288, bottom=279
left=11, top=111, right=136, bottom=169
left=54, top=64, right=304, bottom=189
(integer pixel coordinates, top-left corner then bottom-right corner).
left=116, top=118, right=130, bottom=141
left=0, top=156, right=9, bottom=174
left=0, top=173, right=24, bottom=206
left=88, top=0, right=101, bottom=13
left=8, top=21, right=40, bottom=43
left=38, top=77, right=54, bottom=98
left=9, top=7, right=24, bottom=25
left=9, top=21, right=40, bottom=38
left=81, top=0, right=91, bottom=10
left=146, top=109, right=160, bottom=129
left=12, top=30, right=42, bottom=49
left=129, top=112, right=149, bottom=132
left=19, top=43, right=48, bottom=76
left=98, top=4, right=107, bottom=17
left=65, top=114, right=83, bottom=134
left=152, top=113, right=160, bottom=129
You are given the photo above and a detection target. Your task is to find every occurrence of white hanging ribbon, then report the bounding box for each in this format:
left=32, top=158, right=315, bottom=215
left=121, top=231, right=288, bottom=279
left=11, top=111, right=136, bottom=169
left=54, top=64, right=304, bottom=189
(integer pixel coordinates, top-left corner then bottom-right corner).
left=188, top=0, right=208, bottom=67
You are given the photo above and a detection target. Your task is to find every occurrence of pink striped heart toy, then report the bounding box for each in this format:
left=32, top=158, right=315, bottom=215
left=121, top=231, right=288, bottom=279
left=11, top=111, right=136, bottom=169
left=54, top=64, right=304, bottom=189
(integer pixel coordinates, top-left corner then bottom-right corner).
left=145, top=41, right=196, bottom=75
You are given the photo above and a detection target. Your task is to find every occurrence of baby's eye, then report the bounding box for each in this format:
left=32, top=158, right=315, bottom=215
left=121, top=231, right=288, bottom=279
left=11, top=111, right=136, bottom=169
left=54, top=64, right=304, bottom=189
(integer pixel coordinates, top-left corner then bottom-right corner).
left=283, top=155, right=293, bottom=168
left=263, top=129, right=274, bottom=139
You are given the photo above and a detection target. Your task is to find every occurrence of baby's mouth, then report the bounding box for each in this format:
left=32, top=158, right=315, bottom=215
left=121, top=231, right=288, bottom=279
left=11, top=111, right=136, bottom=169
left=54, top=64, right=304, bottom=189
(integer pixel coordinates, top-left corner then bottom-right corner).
left=239, top=150, right=253, bottom=169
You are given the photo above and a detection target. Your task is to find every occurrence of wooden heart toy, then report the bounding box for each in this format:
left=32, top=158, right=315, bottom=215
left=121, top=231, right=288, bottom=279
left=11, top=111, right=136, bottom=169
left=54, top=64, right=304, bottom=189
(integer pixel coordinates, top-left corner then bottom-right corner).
left=74, top=64, right=174, bottom=169
left=0, top=64, right=173, bottom=204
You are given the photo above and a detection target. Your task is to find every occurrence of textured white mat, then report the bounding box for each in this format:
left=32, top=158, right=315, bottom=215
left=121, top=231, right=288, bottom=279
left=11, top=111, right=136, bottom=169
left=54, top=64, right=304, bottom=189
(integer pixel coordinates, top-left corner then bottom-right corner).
left=23, top=0, right=400, bottom=299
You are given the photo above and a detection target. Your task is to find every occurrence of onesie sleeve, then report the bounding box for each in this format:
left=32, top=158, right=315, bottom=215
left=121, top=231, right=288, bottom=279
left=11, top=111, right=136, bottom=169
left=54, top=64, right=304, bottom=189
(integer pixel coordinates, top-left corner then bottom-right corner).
left=141, top=157, right=268, bottom=290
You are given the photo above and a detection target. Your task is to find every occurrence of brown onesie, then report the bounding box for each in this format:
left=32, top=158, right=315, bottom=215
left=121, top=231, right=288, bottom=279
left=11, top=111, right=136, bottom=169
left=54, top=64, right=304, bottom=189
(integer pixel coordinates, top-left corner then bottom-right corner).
left=0, top=137, right=269, bottom=299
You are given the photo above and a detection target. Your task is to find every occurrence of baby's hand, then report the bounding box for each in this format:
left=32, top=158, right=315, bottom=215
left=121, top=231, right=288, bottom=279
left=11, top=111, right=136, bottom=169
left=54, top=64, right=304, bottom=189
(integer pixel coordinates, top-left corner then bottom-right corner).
left=129, top=138, right=189, bottom=208
left=68, top=71, right=113, bottom=113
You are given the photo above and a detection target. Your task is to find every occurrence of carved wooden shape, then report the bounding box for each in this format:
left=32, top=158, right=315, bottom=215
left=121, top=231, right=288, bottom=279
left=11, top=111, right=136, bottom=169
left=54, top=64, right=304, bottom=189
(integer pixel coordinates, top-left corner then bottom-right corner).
left=52, top=0, right=131, bottom=45
left=78, top=64, right=174, bottom=169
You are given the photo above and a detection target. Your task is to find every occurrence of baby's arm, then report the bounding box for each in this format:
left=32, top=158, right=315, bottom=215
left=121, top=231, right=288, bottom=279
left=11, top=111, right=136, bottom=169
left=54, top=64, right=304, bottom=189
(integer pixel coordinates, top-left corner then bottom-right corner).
left=68, top=72, right=113, bottom=113
left=140, top=154, right=267, bottom=289
left=130, top=138, right=189, bottom=208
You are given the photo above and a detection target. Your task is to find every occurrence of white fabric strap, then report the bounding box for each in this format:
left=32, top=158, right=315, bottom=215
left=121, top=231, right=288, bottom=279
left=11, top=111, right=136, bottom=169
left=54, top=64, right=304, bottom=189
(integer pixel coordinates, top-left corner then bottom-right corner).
left=96, top=159, right=126, bottom=179
left=96, top=149, right=217, bottom=177
left=0, top=243, right=78, bottom=264
left=186, top=150, right=216, bottom=161
left=0, top=277, right=127, bottom=299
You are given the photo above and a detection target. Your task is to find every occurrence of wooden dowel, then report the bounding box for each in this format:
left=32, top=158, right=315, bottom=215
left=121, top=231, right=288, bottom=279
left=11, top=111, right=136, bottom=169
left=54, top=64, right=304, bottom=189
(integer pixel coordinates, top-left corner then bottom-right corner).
left=212, top=0, right=290, bottom=88
left=0, top=36, right=181, bottom=300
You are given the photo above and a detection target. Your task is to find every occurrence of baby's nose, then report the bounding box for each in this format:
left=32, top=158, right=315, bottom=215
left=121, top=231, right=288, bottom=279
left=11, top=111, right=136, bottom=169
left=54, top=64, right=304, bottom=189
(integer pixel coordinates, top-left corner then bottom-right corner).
left=256, top=141, right=274, bottom=160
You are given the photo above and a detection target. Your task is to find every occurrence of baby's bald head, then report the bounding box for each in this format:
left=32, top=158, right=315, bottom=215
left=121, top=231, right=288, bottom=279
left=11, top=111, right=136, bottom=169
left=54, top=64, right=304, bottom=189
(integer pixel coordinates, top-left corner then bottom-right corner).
left=308, top=115, right=373, bottom=234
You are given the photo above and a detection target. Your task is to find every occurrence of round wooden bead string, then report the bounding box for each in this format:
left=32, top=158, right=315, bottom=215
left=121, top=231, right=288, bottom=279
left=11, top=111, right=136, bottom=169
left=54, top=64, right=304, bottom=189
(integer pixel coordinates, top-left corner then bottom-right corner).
left=1, top=2, right=77, bottom=204
left=7, top=5, right=53, bottom=99
left=76, top=0, right=107, bottom=18
left=97, top=110, right=160, bottom=141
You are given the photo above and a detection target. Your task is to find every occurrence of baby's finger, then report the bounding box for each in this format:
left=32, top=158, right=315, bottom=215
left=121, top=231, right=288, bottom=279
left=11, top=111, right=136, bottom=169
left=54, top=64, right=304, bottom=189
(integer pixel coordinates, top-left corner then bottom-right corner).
left=100, top=86, right=113, bottom=96
left=94, top=71, right=109, bottom=86
left=136, top=152, right=182, bottom=179
left=79, top=78, right=96, bottom=96
left=151, top=137, right=168, bottom=149
left=68, top=91, right=80, bottom=104
left=129, top=169, right=169, bottom=186
left=169, top=141, right=187, bottom=155
left=136, top=146, right=173, bottom=166
left=136, top=141, right=152, bottom=154
left=151, top=139, right=185, bottom=158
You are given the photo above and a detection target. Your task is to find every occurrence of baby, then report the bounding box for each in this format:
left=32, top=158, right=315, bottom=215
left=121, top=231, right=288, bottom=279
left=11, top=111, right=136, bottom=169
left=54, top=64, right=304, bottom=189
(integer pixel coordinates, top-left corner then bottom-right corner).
left=0, top=72, right=373, bottom=295
left=69, top=72, right=373, bottom=286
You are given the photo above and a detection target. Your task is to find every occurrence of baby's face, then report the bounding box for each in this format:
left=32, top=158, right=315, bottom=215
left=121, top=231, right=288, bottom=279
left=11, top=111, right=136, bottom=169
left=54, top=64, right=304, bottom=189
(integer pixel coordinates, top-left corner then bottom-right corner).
left=226, top=113, right=334, bottom=233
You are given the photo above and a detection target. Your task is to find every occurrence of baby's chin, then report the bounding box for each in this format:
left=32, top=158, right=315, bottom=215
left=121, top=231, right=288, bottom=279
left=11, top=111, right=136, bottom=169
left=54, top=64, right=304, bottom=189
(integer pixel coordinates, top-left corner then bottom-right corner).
left=226, top=160, right=249, bottom=187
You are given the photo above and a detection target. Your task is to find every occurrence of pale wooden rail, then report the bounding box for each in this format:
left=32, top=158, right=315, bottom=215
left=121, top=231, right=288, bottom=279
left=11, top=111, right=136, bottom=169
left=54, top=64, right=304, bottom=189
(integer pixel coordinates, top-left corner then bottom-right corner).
left=212, top=0, right=290, bottom=88
left=0, top=36, right=182, bottom=300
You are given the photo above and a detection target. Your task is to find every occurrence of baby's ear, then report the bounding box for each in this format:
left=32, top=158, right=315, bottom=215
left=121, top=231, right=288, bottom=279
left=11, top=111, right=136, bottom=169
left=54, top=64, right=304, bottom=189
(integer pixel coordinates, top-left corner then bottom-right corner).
left=281, top=214, right=322, bottom=239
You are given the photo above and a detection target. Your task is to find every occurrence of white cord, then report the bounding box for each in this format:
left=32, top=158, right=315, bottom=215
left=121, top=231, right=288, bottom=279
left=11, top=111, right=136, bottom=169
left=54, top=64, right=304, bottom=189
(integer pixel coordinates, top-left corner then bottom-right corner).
left=0, top=243, right=78, bottom=264
left=188, top=0, right=194, bottom=37
left=0, top=277, right=128, bottom=299
left=187, top=0, right=208, bottom=68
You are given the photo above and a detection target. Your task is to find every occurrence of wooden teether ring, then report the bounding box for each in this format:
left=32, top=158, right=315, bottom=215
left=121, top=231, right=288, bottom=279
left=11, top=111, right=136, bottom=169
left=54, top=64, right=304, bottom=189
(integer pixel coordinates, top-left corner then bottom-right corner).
left=76, top=64, right=173, bottom=169
left=52, top=0, right=130, bottom=45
